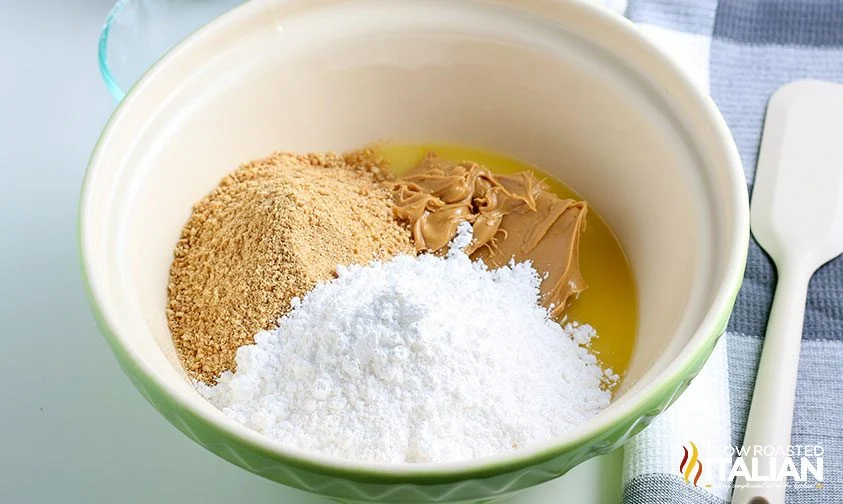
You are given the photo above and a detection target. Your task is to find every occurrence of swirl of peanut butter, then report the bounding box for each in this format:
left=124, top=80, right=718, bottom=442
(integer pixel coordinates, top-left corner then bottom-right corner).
left=392, top=153, right=587, bottom=317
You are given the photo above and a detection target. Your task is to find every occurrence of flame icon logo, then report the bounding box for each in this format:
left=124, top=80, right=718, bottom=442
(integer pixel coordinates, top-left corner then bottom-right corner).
left=679, top=441, right=703, bottom=486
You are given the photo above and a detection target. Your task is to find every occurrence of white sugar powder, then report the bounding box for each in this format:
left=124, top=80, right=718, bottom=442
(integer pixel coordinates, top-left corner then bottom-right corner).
left=198, top=223, right=612, bottom=463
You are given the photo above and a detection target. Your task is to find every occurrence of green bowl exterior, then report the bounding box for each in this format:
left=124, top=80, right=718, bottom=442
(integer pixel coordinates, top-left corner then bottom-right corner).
left=79, top=230, right=744, bottom=502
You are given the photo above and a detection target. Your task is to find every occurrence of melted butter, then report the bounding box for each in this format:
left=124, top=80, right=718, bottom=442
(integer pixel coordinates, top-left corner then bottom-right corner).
left=377, top=143, right=638, bottom=379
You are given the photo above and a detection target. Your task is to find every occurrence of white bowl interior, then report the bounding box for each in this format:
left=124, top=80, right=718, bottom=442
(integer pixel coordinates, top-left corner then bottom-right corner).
left=83, top=0, right=741, bottom=461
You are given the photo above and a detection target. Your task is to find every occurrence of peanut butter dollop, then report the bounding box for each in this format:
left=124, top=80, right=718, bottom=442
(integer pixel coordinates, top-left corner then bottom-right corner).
left=392, top=154, right=588, bottom=317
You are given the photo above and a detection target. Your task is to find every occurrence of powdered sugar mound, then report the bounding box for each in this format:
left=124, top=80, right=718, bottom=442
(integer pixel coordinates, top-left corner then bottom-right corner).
left=198, top=223, right=611, bottom=463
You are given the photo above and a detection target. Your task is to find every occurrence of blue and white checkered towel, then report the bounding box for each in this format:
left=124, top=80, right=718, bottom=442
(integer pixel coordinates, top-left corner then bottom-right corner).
left=618, top=1, right=843, bottom=503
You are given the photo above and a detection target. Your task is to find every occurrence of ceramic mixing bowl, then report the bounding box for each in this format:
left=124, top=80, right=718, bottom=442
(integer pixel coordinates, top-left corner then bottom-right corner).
left=79, top=0, right=749, bottom=501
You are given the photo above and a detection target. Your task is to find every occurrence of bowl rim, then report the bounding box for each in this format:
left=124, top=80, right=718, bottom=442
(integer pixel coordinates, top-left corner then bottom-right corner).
left=80, top=0, right=749, bottom=483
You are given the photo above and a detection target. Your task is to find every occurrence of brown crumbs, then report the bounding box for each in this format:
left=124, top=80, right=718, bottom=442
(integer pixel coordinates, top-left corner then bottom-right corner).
left=166, top=151, right=413, bottom=383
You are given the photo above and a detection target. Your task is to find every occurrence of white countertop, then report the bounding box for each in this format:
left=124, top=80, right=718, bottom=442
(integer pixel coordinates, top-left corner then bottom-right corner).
left=0, top=1, right=621, bottom=502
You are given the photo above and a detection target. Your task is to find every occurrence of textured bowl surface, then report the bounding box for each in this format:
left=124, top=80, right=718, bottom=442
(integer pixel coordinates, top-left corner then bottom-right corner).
left=80, top=0, right=749, bottom=501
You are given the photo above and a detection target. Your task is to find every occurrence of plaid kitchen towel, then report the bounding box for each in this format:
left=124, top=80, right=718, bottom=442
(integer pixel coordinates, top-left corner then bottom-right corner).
left=619, top=1, right=843, bottom=503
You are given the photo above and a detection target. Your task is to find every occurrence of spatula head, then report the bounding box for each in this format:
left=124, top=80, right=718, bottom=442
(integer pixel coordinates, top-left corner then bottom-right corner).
left=751, top=80, right=843, bottom=269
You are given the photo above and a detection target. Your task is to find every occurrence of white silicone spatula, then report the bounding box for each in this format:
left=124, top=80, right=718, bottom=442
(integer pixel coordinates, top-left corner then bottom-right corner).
left=732, top=80, right=843, bottom=504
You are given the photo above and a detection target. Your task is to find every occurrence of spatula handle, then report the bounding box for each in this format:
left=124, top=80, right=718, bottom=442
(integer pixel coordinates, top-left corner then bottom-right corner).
left=731, top=266, right=810, bottom=504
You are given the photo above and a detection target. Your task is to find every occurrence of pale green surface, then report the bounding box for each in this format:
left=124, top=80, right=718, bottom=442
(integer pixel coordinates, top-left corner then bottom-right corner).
left=0, top=1, right=623, bottom=502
